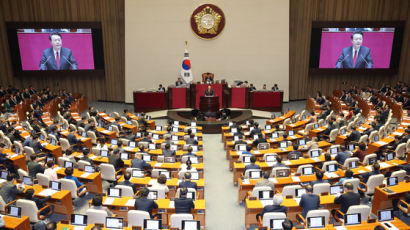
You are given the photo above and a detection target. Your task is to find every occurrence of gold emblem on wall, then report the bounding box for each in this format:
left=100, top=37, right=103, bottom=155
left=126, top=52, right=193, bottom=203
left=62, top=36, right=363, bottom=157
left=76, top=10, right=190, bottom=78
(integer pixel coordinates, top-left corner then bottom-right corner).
left=191, top=4, right=225, bottom=40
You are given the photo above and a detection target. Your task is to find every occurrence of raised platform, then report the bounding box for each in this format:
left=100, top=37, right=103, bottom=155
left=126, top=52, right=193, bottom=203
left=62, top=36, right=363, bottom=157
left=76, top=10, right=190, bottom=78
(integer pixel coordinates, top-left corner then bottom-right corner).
left=167, top=109, right=253, bottom=133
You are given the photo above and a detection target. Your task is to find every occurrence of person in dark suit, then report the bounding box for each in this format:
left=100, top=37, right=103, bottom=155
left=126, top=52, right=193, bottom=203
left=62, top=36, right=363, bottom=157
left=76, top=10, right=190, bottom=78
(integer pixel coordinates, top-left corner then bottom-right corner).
left=162, top=143, right=176, bottom=158
left=39, top=32, right=78, bottom=70
left=29, top=135, right=44, bottom=154
left=244, top=156, right=261, bottom=174
left=335, top=145, right=351, bottom=166
left=361, top=163, right=381, bottom=184
left=287, top=143, right=302, bottom=160
left=118, top=172, right=137, bottom=194
left=258, top=194, right=287, bottom=220
left=175, top=78, right=184, bottom=86
left=311, top=171, right=329, bottom=186
left=0, top=173, right=24, bottom=204
left=131, top=154, right=152, bottom=171
left=67, top=127, right=79, bottom=145
left=134, top=188, right=158, bottom=218
left=174, top=188, right=195, bottom=214
left=299, top=185, right=320, bottom=218
left=179, top=172, right=198, bottom=190
left=204, top=85, right=214, bottom=97
left=250, top=122, right=262, bottom=137
left=28, top=155, right=45, bottom=178
left=185, top=134, right=198, bottom=145
left=347, top=125, right=361, bottom=142
left=333, top=182, right=361, bottom=218
left=80, top=147, right=94, bottom=165
left=252, top=133, right=268, bottom=147
left=24, top=188, right=54, bottom=216
left=336, top=32, right=373, bottom=69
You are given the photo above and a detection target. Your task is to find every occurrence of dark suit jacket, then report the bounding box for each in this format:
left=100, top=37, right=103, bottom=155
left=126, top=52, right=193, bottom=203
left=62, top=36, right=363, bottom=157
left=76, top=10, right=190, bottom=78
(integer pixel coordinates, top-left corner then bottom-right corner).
left=299, top=193, right=320, bottom=217
left=29, top=140, right=43, bottom=154
left=336, top=46, right=373, bottom=68
left=118, top=180, right=137, bottom=194
left=174, top=197, right=195, bottom=214
left=39, top=47, right=78, bottom=70
left=335, top=151, right=351, bottom=165
left=134, top=197, right=158, bottom=217
left=67, top=133, right=79, bottom=145
left=28, top=161, right=45, bottom=177
left=334, top=191, right=361, bottom=214
left=244, top=163, right=261, bottom=174
left=204, top=89, right=214, bottom=96
left=0, top=181, right=24, bottom=204
left=261, top=205, right=287, bottom=218
left=179, top=181, right=198, bottom=190
left=131, top=158, right=152, bottom=170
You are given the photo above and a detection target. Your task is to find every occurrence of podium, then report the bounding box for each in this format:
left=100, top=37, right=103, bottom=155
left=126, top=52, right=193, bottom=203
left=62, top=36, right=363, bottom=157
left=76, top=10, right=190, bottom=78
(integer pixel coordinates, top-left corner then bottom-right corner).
left=200, top=96, right=219, bottom=114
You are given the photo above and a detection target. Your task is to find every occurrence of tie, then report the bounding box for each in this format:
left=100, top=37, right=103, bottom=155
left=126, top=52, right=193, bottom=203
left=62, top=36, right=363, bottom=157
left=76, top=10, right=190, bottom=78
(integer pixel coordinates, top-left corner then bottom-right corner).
left=56, top=51, right=60, bottom=69
left=353, top=50, right=357, bottom=67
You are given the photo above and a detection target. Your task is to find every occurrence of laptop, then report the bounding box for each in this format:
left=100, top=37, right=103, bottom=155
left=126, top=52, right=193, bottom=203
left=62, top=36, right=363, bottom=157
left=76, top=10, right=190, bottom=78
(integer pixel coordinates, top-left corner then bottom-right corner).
left=249, top=171, right=262, bottom=179
left=288, top=130, right=294, bottom=136
left=0, top=170, right=8, bottom=179
left=64, top=161, right=73, bottom=168
left=190, top=171, right=199, bottom=180
left=129, top=141, right=136, bottom=148
left=111, top=139, right=118, bottom=145
left=258, top=190, right=274, bottom=200
left=105, top=217, right=124, bottom=229
left=181, top=220, right=200, bottom=230
left=307, top=216, right=325, bottom=228
left=265, top=125, right=272, bottom=130
left=279, top=141, right=288, bottom=148
left=159, top=171, right=171, bottom=179
left=173, top=121, right=179, bottom=126
left=149, top=143, right=156, bottom=150
left=298, top=139, right=306, bottom=146
left=71, top=214, right=88, bottom=226
left=143, top=155, right=152, bottom=162
left=144, top=219, right=161, bottom=230
left=330, top=185, right=343, bottom=195
left=172, top=127, right=179, bottom=133
left=242, top=156, right=251, bottom=164
left=164, top=157, right=175, bottom=163
left=155, top=126, right=162, bottom=131
left=378, top=209, right=394, bottom=222
left=51, top=139, right=57, bottom=146
left=22, top=176, right=33, bottom=186
left=120, top=152, right=129, bottom=160
left=108, top=188, right=122, bottom=198
left=349, top=160, right=358, bottom=169
left=84, top=165, right=95, bottom=173
left=50, top=181, right=61, bottom=191
left=148, top=191, right=158, bottom=200
left=191, top=122, right=197, bottom=127
left=310, top=150, right=320, bottom=158
left=326, top=164, right=337, bottom=172
left=387, top=177, right=398, bottom=187
left=296, top=188, right=306, bottom=198
left=271, top=132, right=279, bottom=138
left=270, top=219, right=286, bottom=230
left=302, top=167, right=314, bottom=175
left=344, top=213, right=361, bottom=225
left=276, top=169, right=290, bottom=177
left=7, top=206, right=21, bottom=218
left=330, top=147, right=338, bottom=154
left=132, top=169, right=145, bottom=178
left=100, top=149, right=109, bottom=157
left=386, top=152, right=394, bottom=161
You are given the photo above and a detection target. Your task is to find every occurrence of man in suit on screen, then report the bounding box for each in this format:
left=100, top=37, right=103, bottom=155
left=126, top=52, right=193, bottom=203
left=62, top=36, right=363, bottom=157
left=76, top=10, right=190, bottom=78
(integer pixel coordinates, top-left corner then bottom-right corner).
left=39, top=32, right=78, bottom=70
left=335, top=31, right=373, bottom=69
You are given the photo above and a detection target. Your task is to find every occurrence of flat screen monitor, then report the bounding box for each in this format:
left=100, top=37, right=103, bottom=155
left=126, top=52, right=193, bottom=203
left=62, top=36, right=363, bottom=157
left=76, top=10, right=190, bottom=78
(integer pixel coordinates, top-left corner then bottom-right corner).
left=340, top=129, right=346, bottom=135
left=187, top=156, right=198, bottom=164
left=111, top=139, right=118, bottom=145
left=191, top=145, right=199, bottom=152
left=323, top=120, right=327, bottom=126
left=231, top=128, right=238, bottom=133
left=271, top=132, right=279, bottom=138
left=129, top=141, right=136, bottom=147
left=310, top=150, right=320, bottom=158
left=288, top=130, right=294, bottom=136
left=233, top=136, right=239, bottom=141
left=348, top=143, right=355, bottom=151
left=265, top=125, right=272, bottom=130
left=136, top=132, right=142, bottom=138
left=149, top=143, right=156, bottom=150
left=108, top=188, right=121, bottom=198
left=143, top=155, right=152, bottom=162
left=378, top=209, right=394, bottom=222
left=64, top=160, right=73, bottom=168
left=172, top=127, right=179, bottom=133
left=22, top=176, right=33, bottom=186
left=105, top=217, right=124, bottom=229
left=279, top=141, right=287, bottom=148
left=386, top=152, right=394, bottom=161
left=186, top=191, right=196, bottom=200
left=344, top=213, right=361, bottom=226
left=120, top=152, right=129, bottom=160
left=368, top=157, right=377, bottom=165
left=71, top=214, right=88, bottom=226
left=7, top=206, right=21, bottom=218
left=258, top=190, right=274, bottom=200
left=144, top=219, right=161, bottom=230
left=238, top=145, right=246, bottom=151
left=190, top=171, right=199, bottom=180
left=307, top=216, right=325, bottom=228
left=330, top=147, right=338, bottom=154
left=349, top=160, right=358, bottom=169
left=387, top=177, right=398, bottom=187
left=330, top=185, right=344, bottom=195
left=374, top=135, right=380, bottom=141
left=228, top=122, right=233, bottom=127
left=46, top=156, right=54, bottom=163
left=314, top=123, right=319, bottom=129
left=0, top=170, right=8, bottom=179
left=100, top=149, right=108, bottom=157
left=302, top=167, right=314, bottom=175
left=276, top=169, right=290, bottom=177
left=266, top=155, right=276, bottom=162
left=159, top=171, right=171, bottom=179
left=108, top=126, right=113, bottom=131
left=152, top=134, right=159, bottom=140
left=82, top=132, right=87, bottom=137
left=181, top=220, right=200, bottom=230
left=242, top=156, right=251, bottom=163
left=51, top=139, right=56, bottom=145
left=249, top=171, right=262, bottom=179
left=172, top=135, right=179, bottom=141
left=132, top=169, right=145, bottom=178
left=253, top=134, right=258, bottom=140
left=296, top=188, right=307, bottom=198
left=298, top=139, right=306, bottom=146
left=84, top=165, right=95, bottom=173
left=270, top=219, right=286, bottom=230
left=326, top=164, right=337, bottom=172
left=50, top=181, right=61, bottom=191
left=155, top=126, right=162, bottom=131
left=191, top=122, right=196, bottom=127
left=148, top=191, right=158, bottom=200
left=191, top=128, right=197, bottom=134
left=173, top=121, right=179, bottom=126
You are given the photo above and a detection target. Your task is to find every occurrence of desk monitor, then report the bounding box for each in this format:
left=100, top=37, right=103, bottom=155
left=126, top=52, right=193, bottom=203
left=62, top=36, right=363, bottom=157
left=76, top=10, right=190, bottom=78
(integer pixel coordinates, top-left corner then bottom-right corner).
left=108, top=126, right=113, bottom=131
left=249, top=171, right=262, bottom=179
left=82, top=132, right=87, bottom=138
left=172, top=127, right=179, bottom=133
left=344, top=213, right=361, bottom=225
left=105, top=217, right=124, bottom=229
left=330, top=147, right=338, bottom=154
left=314, top=123, right=319, bottom=129
left=144, top=219, right=161, bottom=230
left=296, top=188, right=307, bottom=198
left=64, top=161, right=73, bottom=168
left=0, top=170, right=8, bottom=179
left=368, top=156, right=377, bottom=165
left=258, top=190, right=274, bottom=200
left=152, top=134, right=159, bottom=140
left=191, top=128, right=197, bottom=134
left=250, top=127, right=255, bottom=132
left=386, top=152, right=394, bottom=161
left=84, top=165, right=95, bottom=173
left=265, top=125, right=272, bottom=130
left=340, top=129, right=346, bottom=135
left=62, top=124, right=67, bottom=130
left=22, top=176, right=33, bottom=186
left=272, top=132, right=279, bottom=138
left=348, top=143, right=355, bottom=151
left=307, top=216, right=325, bottom=228
left=98, top=122, right=103, bottom=128
left=374, top=135, right=380, bottom=142
left=323, top=120, right=327, bottom=126
left=51, top=139, right=56, bottom=146
left=7, top=206, right=21, bottom=218
left=50, top=181, right=61, bottom=191
left=238, top=145, right=246, bottom=151
left=302, top=115, right=307, bottom=120
left=136, top=132, right=142, bottom=138
left=127, top=120, right=132, bottom=125
left=186, top=191, right=196, bottom=200
left=326, top=164, right=337, bottom=172
left=71, top=214, right=88, bottom=226
left=190, top=171, right=199, bottom=180
left=191, top=122, right=197, bottom=127
left=387, top=177, right=398, bottom=187
left=228, top=122, right=233, bottom=127
left=276, top=169, right=290, bottom=178
left=182, top=220, right=200, bottom=230
left=100, top=149, right=108, bottom=157
left=132, top=169, right=145, bottom=178
left=187, top=156, right=198, bottom=164
left=378, top=209, right=394, bottom=222
left=170, top=145, right=178, bottom=151
left=288, top=130, right=294, bottom=136
left=279, top=141, right=288, bottom=148
left=40, top=134, right=45, bottom=140
left=302, top=167, right=314, bottom=175
left=349, top=160, right=358, bottom=169
left=310, top=150, right=320, bottom=158
left=191, top=145, right=199, bottom=152
left=164, top=157, right=175, bottom=163
left=231, top=128, right=238, bottom=133
left=266, top=155, right=276, bottom=162
left=246, top=121, right=251, bottom=125
left=111, top=139, right=118, bottom=145
left=46, top=156, right=54, bottom=163
left=149, top=143, right=156, bottom=150
left=129, top=141, right=136, bottom=147
left=120, top=152, right=129, bottom=160
left=172, top=135, right=179, bottom=141
left=146, top=115, right=151, bottom=120
left=298, top=139, right=306, bottom=146
left=234, top=135, right=239, bottom=141
left=253, top=134, right=259, bottom=140
left=108, top=188, right=122, bottom=198
left=155, top=126, right=162, bottom=131
left=173, top=121, right=179, bottom=126
left=242, top=155, right=251, bottom=163
left=330, top=185, right=343, bottom=195
left=143, top=155, right=152, bottom=162
left=159, top=171, right=171, bottom=179
left=148, top=191, right=158, bottom=200
left=270, top=219, right=286, bottom=230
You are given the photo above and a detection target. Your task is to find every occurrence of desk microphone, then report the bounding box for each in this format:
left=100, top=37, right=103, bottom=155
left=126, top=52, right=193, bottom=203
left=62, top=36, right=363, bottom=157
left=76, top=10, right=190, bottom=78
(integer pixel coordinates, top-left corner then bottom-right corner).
left=360, top=55, right=369, bottom=66
left=42, top=56, right=52, bottom=65
left=339, top=54, right=349, bottom=63
left=63, top=55, right=74, bottom=68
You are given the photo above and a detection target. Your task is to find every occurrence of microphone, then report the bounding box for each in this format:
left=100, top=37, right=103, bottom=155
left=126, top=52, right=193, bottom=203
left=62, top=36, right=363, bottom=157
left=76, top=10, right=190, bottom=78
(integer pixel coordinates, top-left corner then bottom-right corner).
left=63, top=55, right=74, bottom=68
left=360, top=55, right=369, bottom=66
left=43, top=56, right=52, bottom=65
left=339, top=54, right=350, bottom=63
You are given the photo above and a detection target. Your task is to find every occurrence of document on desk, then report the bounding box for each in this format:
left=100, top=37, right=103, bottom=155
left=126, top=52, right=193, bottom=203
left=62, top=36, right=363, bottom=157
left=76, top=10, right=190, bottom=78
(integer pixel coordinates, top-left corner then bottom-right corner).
left=38, top=189, right=58, bottom=196
left=260, top=199, right=274, bottom=207
left=358, top=170, right=367, bottom=174
left=382, top=222, right=400, bottom=230
left=393, top=132, right=403, bottom=136
left=103, top=197, right=115, bottom=205
left=148, top=179, right=156, bottom=185
left=269, top=178, right=278, bottom=183
left=334, top=226, right=347, bottom=230
left=154, top=163, right=162, bottom=167
left=90, top=155, right=97, bottom=160
left=294, top=198, right=301, bottom=205
left=324, top=172, right=338, bottom=178
left=312, top=157, right=321, bottom=162
left=365, top=166, right=373, bottom=171
left=379, top=162, right=391, bottom=168
left=54, top=166, right=62, bottom=171
left=283, top=160, right=291, bottom=165
left=9, top=154, right=18, bottom=158
left=291, top=176, right=301, bottom=182
left=242, top=179, right=250, bottom=185
left=101, top=130, right=110, bottom=134
left=266, top=162, right=275, bottom=167
left=125, top=199, right=135, bottom=206
left=169, top=201, right=175, bottom=209
left=123, top=147, right=134, bottom=151
left=253, top=151, right=260, bottom=154
left=73, top=226, right=86, bottom=230
left=80, top=173, right=91, bottom=178
left=376, top=141, right=388, bottom=145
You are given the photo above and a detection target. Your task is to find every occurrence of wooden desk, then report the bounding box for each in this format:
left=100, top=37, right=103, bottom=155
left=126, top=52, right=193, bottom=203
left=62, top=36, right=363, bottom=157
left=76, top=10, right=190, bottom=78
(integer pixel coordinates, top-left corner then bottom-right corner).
left=372, top=181, right=410, bottom=216
left=56, top=168, right=103, bottom=194
left=57, top=223, right=134, bottom=229
left=3, top=215, right=30, bottom=230
left=266, top=111, right=296, bottom=126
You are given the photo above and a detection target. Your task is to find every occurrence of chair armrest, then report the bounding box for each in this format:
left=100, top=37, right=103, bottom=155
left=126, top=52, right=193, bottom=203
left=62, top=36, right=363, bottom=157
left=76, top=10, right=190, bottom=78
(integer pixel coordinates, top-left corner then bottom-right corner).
left=37, top=204, right=52, bottom=220
left=358, top=181, right=367, bottom=193
left=3, top=199, right=17, bottom=213
left=334, top=210, right=345, bottom=223
left=257, top=214, right=263, bottom=226
left=399, top=200, right=410, bottom=214
left=77, top=184, right=87, bottom=196
left=296, top=214, right=305, bottom=225
left=337, top=163, right=344, bottom=169
left=314, top=167, right=323, bottom=172
left=400, top=200, right=410, bottom=209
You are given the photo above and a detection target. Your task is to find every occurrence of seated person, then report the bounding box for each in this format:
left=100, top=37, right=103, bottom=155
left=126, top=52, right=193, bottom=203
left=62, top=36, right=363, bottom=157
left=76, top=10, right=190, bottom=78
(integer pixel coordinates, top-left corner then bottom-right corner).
left=80, top=147, right=94, bottom=165
left=89, top=195, right=113, bottom=216
left=162, top=143, right=176, bottom=158
left=347, top=125, right=361, bottom=142
left=118, top=172, right=137, bottom=194
left=28, top=154, right=45, bottom=178
left=0, top=173, right=24, bottom=204
left=299, top=185, right=320, bottom=218
left=185, top=134, right=198, bottom=145
left=243, top=156, right=260, bottom=174
left=287, top=143, right=302, bottom=160
left=311, top=170, right=329, bottom=185
left=241, top=145, right=253, bottom=155
left=233, top=134, right=246, bottom=149
left=64, top=167, right=87, bottom=197
left=335, top=169, right=354, bottom=185
left=257, top=194, right=286, bottom=221
left=44, top=160, right=58, bottom=181
left=179, top=172, right=198, bottom=190
left=255, top=171, right=274, bottom=191
left=174, top=188, right=195, bottom=214
left=24, top=188, right=54, bottom=217
left=333, top=182, right=360, bottom=218
left=335, top=145, right=351, bottom=166
left=352, top=142, right=368, bottom=162
left=361, top=163, right=381, bottom=184
left=134, top=187, right=158, bottom=218
left=272, top=156, right=288, bottom=168
left=282, top=219, right=293, bottom=230
left=183, top=146, right=196, bottom=157
left=131, top=153, right=152, bottom=171
left=252, top=133, right=267, bottom=147
left=152, top=174, right=169, bottom=194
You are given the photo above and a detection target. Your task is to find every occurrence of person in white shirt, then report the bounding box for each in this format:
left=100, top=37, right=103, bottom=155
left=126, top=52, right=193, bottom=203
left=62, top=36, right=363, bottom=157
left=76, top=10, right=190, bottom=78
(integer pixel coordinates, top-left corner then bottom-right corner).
left=151, top=174, right=169, bottom=193
left=43, top=161, right=58, bottom=181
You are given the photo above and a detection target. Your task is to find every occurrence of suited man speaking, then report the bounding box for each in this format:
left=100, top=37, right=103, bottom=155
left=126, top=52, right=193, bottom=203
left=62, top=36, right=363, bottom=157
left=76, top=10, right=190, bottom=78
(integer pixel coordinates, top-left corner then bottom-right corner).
left=335, top=32, right=373, bottom=69
left=39, top=32, right=78, bottom=70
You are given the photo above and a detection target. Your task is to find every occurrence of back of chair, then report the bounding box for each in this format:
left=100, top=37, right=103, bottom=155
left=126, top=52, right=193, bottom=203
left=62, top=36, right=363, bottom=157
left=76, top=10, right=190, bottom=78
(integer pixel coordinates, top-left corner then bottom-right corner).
left=57, top=156, right=72, bottom=167
left=321, top=161, right=338, bottom=172
left=244, top=169, right=262, bottom=179
left=305, top=209, right=330, bottom=226
left=170, top=213, right=194, bottom=229
left=391, top=170, right=406, bottom=182
left=342, top=178, right=360, bottom=193
left=362, top=154, right=377, bottom=165
left=77, top=160, right=91, bottom=170
left=17, top=199, right=39, bottom=222
left=100, top=163, right=116, bottom=181
left=296, top=164, right=314, bottom=175
left=0, top=196, right=7, bottom=213
left=344, top=157, right=359, bottom=168
left=262, top=212, right=286, bottom=228
left=358, top=135, right=368, bottom=145
left=368, top=131, right=378, bottom=143
left=87, top=131, right=97, bottom=144
left=251, top=186, right=272, bottom=198
left=365, top=174, right=384, bottom=195
left=313, top=183, right=331, bottom=195
left=257, top=142, right=270, bottom=150
left=59, top=138, right=71, bottom=151
left=86, top=209, right=108, bottom=225
left=36, top=173, right=51, bottom=188
left=149, top=187, right=166, bottom=199
left=329, top=129, right=339, bottom=142
left=23, top=146, right=35, bottom=160
left=127, top=210, right=150, bottom=227
left=115, top=185, right=134, bottom=197
left=395, top=143, right=407, bottom=159
left=346, top=205, right=371, bottom=221
left=17, top=169, right=28, bottom=180
left=281, top=185, right=302, bottom=197
left=60, top=178, right=79, bottom=199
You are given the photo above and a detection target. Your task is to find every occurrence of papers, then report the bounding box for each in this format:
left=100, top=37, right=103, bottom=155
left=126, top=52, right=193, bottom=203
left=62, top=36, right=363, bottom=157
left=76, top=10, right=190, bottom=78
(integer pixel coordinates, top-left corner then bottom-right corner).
left=123, top=147, right=134, bottom=151
left=324, top=172, right=339, bottom=178
left=365, top=166, right=373, bottom=171
left=80, top=173, right=91, bottom=178
left=103, top=197, right=115, bottom=205
left=376, top=141, right=388, bottom=145
left=294, top=198, right=301, bottom=205
left=358, top=170, right=367, bottom=174
left=90, top=155, right=97, bottom=159
left=260, top=199, right=274, bottom=207
left=101, top=130, right=110, bottom=134
left=379, top=162, right=391, bottom=168
left=169, top=201, right=175, bottom=209
left=253, top=150, right=260, bottom=154
left=280, top=148, right=287, bottom=152
left=242, top=179, right=250, bottom=185
left=9, top=154, right=18, bottom=158
left=148, top=179, right=156, bottom=185
left=154, top=163, right=162, bottom=167
left=312, top=157, right=321, bottom=162
left=382, top=222, right=400, bottom=230
left=266, top=162, right=275, bottom=167
left=54, top=166, right=62, bottom=171
left=291, top=176, right=301, bottom=182
left=38, top=189, right=58, bottom=196
left=125, top=199, right=135, bottom=206
left=335, top=227, right=347, bottom=230
left=283, top=160, right=291, bottom=165
left=393, top=132, right=403, bottom=136
left=73, top=227, right=86, bottom=230
left=269, top=178, right=278, bottom=183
